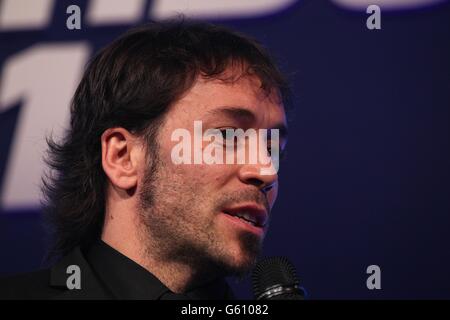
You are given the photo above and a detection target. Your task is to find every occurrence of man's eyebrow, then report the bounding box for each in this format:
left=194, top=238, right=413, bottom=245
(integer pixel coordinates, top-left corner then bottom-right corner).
left=205, top=106, right=256, bottom=122
left=205, top=106, right=288, bottom=139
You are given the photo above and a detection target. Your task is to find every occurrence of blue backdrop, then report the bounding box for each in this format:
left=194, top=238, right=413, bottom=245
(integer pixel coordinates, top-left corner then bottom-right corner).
left=1, top=0, right=450, bottom=299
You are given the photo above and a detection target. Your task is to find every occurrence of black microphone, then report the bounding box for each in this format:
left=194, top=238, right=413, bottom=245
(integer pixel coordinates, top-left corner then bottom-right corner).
left=252, top=256, right=304, bottom=300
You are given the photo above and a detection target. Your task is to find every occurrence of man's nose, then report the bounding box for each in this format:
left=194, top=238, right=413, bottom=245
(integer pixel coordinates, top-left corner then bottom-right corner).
left=237, top=163, right=278, bottom=193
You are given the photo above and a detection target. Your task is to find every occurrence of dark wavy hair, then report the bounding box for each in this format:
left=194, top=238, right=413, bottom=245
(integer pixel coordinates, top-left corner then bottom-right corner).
left=42, top=20, right=291, bottom=260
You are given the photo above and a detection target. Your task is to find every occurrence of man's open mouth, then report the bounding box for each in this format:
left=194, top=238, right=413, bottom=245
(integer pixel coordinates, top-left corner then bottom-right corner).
left=222, top=204, right=268, bottom=229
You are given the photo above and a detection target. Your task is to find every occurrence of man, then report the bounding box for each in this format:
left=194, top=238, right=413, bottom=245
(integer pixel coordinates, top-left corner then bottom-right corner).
left=0, top=20, right=289, bottom=299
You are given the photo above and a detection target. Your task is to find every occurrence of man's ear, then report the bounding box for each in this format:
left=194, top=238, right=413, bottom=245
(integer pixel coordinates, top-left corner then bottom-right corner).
left=101, top=127, right=142, bottom=190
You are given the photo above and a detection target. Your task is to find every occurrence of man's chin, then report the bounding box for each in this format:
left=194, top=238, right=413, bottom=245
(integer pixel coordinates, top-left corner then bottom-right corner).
left=216, top=232, right=262, bottom=277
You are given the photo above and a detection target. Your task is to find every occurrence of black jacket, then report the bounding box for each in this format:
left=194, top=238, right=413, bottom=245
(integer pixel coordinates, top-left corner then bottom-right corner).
left=0, top=241, right=234, bottom=300
left=0, top=247, right=110, bottom=299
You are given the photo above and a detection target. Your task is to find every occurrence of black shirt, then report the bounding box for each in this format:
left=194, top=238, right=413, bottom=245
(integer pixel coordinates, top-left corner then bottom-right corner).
left=85, top=240, right=235, bottom=300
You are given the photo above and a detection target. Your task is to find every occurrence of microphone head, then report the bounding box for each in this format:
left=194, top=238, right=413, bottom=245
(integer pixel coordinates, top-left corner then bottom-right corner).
left=252, top=256, right=304, bottom=300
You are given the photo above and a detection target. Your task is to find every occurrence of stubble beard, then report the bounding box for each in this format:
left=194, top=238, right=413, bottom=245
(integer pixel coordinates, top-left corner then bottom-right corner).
left=137, top=143, right=268, bottom=279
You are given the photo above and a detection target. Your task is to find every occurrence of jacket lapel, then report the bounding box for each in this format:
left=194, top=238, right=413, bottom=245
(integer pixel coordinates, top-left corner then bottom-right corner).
left=49, top=247, right=112, bottom=299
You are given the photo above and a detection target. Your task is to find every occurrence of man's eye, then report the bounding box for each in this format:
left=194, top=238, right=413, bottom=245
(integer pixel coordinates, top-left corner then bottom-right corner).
left=218, top=129, right=227, bottom=140
left=218, top=128, right=236, bottom=143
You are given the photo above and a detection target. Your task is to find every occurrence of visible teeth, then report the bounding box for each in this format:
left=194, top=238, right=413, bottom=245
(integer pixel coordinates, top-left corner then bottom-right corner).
left=236, top=212, right=256, bottom=223
left=236, top=215, right=256, bottom=226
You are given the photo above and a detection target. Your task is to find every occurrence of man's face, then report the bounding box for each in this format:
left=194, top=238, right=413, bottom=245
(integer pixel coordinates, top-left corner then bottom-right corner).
left=138, top=73, right=287, bottom=277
